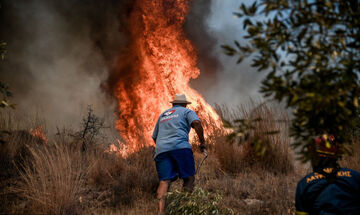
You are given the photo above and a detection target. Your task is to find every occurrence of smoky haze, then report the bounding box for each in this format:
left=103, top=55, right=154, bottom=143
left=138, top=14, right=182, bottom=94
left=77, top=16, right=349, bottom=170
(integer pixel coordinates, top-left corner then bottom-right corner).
left=185, top=0, right=222, bottom=89
left=186, top=0, right=264, bottom=106
left=0, top=0, right=131, bottom=137
left=0, top=0, right=262, bottom=135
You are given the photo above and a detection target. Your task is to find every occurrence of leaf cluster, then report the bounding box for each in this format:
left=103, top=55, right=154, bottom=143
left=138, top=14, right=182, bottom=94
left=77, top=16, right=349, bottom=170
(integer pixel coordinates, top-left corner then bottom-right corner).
left=166, top=188, right=233, bottom=215
left=224, top=117, right=279, bottom=157
left=224, top=0, right=360, bottom=162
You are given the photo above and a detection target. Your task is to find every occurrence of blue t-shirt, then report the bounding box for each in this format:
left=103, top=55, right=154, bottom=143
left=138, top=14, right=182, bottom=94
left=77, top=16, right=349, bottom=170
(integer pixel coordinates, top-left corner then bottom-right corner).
left=295, top=167, right=360, bottom=215
left=152, top=105, right=200, bottom=158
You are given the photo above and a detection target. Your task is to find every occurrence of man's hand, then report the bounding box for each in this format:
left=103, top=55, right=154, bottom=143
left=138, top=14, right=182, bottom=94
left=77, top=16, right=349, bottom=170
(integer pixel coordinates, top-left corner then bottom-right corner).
left=191, top=120, right=206, bottom=152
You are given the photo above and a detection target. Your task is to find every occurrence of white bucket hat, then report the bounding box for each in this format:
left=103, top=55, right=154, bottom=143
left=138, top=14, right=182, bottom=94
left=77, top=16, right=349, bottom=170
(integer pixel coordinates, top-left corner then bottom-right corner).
left=170, top=93, right=192, bottom=104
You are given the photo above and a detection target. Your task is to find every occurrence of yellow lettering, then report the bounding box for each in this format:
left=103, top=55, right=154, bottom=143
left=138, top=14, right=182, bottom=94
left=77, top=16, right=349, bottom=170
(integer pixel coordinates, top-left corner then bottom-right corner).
left=307, top=177, right=311, bottom=183
left=308, top=171, right=352, bottom=183
left=307, top=173, right=327, bottom=183
left=345, top=171, right=351, bottom=177
left=337, top=171, right=352, bottom=177
left=296, top=211, right=309, bottom=215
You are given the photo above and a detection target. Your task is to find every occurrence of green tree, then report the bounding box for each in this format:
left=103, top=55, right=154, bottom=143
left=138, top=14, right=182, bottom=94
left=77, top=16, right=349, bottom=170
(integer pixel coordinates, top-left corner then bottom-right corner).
left=223, top=0, right=360, bottom=162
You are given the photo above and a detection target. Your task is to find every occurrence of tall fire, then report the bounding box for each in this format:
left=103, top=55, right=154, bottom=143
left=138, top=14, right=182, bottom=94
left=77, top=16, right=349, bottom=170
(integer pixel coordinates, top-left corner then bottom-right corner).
left=113, top=0, right=223, bottom=151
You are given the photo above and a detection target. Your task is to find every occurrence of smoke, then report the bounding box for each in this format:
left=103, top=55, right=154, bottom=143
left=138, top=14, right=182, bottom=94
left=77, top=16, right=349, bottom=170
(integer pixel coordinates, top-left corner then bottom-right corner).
left=186, top=0, right=264, bottom=106
left=0, top=0, right=130, bottom=135
left=185, top=0, right=222, bottom=88
left=0, top=0, right=263, bottom=137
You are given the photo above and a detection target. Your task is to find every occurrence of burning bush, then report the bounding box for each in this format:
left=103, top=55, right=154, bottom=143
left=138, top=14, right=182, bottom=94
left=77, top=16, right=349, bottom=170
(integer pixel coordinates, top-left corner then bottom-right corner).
left=109, top=0, right=223, bottom=151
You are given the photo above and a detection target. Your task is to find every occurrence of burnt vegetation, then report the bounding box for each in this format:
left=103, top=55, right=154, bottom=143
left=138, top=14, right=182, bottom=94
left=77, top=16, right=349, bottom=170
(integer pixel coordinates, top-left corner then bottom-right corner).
left=71, top=106, right=108, bottom=152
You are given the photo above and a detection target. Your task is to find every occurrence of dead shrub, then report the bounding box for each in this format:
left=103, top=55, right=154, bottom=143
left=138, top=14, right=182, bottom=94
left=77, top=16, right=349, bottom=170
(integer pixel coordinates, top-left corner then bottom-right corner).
left=125, top=146, right=158, bottom=194
left=213, top=135, right=243, bottom=174
left=87, top=146, right=158, bottom=207
left=215, top=101, right=294, bottom=174
left=206, top=171, right=299, bottom=215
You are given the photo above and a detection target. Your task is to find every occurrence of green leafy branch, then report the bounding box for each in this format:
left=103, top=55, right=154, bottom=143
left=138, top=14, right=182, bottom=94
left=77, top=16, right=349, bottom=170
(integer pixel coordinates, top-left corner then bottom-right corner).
left=166, top=188, right=233, bottom=215
left=224, top=0, right=360, bottom=162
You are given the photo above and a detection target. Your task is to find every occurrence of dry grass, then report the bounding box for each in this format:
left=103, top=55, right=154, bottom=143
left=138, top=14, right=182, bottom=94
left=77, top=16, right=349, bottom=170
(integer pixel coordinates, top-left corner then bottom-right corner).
left=169, top=151, right=302, bottom=215
left=14, top=142, right=85, bottom=215
left=0, top=121, right=46, bottom=214
left=0, top=113, right=158, bottom=214
left=214, top=101, right=294, bottom=174
left=2, top=102, right=360, bottom=215
left=340, top=140, right=360, bottom=171
left=1, top=135, right=158, bottom=214
left=86, top=146, right=158, bottom=209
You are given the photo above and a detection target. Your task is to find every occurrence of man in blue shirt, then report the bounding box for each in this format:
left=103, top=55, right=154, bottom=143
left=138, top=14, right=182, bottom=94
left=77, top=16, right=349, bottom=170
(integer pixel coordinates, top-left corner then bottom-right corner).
left=295, top=134, right=360, bottom=215
left=152, top=93, right=206, bottom=215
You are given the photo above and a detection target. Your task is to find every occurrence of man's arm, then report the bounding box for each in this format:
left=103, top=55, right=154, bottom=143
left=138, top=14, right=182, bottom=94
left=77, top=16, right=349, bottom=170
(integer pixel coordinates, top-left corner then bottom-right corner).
left=191, top=120, right=206, bottom=152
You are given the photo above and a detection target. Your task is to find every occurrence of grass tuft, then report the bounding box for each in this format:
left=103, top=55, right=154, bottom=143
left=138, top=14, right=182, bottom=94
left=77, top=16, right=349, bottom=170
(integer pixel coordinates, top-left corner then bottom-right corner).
left=14, top=142, right=85, bottom=215
left=214, top=101, right=294, bottom=174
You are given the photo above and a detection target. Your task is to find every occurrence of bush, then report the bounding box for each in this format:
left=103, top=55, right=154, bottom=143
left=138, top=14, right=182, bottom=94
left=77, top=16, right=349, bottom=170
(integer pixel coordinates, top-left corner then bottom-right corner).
left=166, top=188, right=233, bottom=215
left=87, top=146, right=158, bottom=207
left=215, top=102, right=293, bottom=174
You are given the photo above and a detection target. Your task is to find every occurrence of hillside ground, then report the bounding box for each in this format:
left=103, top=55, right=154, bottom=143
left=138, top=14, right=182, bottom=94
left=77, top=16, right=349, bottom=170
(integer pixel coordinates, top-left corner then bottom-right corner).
left=0, top=103, right=359, bottom=215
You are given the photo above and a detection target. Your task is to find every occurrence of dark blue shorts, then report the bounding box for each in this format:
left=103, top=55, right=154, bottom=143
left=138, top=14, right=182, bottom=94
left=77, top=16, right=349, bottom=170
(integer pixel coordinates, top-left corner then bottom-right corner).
left=154, top=148, right=195, bottom=181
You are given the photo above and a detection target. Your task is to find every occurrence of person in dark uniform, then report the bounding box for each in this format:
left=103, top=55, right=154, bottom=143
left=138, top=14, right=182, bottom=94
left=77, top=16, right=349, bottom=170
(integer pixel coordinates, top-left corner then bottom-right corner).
left=295, top=134, right=360, bottom=215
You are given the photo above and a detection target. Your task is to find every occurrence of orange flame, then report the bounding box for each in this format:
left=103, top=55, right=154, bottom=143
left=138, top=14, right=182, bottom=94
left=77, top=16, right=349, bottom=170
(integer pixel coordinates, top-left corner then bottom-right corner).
left=113, top=0, right=222, bottom=151
left=30, top=126, right=48, bottom=143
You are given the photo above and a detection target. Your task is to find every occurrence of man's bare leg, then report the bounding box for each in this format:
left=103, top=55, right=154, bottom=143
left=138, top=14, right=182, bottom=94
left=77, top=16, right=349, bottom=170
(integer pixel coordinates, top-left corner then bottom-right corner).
left=157, top=180, right=171, bottom=215
left=183, top=176, right=195, bottom=192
